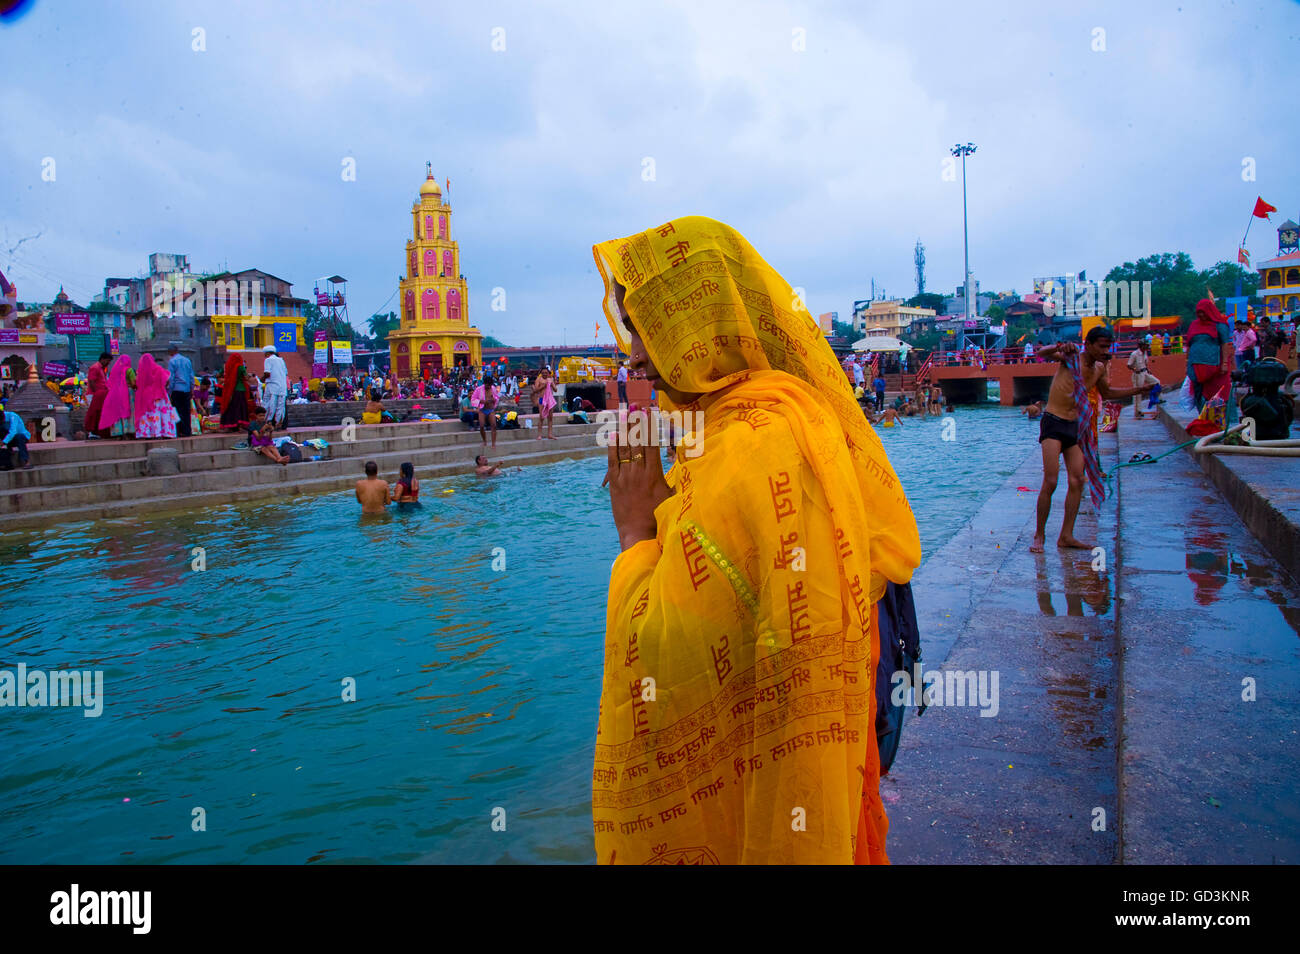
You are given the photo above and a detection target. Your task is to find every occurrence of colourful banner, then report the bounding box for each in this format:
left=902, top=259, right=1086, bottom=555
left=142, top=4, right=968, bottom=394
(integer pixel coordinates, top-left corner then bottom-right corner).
left=313, top=341, right=328, bottom=364
left=330, top=340, right=353, bottom=364
left=42, top=361, right=72, bottom=378
left=314, top=330, right=328, bottom=342
left=273, top=323, right=297, bottom=349
left=55, top=313, right=92, bottom=334
left=108, top=336, right=121, bottom=356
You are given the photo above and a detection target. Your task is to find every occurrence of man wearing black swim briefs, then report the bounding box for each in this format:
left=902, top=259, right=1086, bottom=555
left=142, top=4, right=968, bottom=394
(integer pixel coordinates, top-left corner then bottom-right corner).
left=1038, top=409, right=1077, bottom=449
left=1031, top=330, right=1151, bottom=553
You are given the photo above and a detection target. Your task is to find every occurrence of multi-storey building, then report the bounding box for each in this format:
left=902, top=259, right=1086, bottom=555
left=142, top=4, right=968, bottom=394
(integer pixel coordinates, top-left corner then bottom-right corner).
left=388, top=165, right=484, bottom=377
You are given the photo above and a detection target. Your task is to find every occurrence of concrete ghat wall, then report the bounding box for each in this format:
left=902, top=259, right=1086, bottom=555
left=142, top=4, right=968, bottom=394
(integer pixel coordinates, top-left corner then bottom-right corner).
left=1157, top=405, right=1300, bottom=575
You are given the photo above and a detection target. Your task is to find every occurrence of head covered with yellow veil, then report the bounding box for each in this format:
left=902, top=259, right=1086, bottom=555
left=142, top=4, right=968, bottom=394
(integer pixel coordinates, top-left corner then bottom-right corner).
left=589, top=216, right=921, bottom=865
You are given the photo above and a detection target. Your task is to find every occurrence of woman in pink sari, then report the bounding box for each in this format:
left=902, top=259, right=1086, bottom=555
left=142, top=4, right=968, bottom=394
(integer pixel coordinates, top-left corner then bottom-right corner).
left=99, top=354, right=134, bottom=439
left=134, top=353, right=177, bottom=439
left=533, top=365, right=558, bottom=439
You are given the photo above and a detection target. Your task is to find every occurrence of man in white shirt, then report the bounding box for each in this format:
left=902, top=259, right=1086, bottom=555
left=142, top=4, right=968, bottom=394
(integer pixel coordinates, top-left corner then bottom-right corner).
left=852, top=358, right=865, bottom=390
left=261, top=344, right=289, bottom=427
left=1023, top=341, right=1035, bottom=363
left=1125, top=337, right=1158, bottom=419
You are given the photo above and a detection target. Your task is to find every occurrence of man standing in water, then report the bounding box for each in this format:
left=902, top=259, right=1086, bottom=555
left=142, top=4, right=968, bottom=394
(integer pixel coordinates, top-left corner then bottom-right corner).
left=354, top=460, right=391, bottom=512
left=471, top=374, right=499, bottom=447
left=1031, top=327, right=1152, bottom=553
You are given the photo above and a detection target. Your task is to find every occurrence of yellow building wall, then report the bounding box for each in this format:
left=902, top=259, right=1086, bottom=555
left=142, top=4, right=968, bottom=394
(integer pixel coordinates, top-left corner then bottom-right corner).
left=214, top=316, right=306, bottom=349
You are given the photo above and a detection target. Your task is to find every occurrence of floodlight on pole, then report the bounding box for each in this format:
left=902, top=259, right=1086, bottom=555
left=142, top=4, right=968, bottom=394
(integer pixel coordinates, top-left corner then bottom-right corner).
left=951, top=142, right=977, bottom=323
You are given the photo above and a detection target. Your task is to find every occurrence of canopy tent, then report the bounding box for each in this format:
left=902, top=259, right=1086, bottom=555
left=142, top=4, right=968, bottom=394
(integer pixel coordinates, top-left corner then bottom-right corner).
left=851, top=335, right=909, bottom=353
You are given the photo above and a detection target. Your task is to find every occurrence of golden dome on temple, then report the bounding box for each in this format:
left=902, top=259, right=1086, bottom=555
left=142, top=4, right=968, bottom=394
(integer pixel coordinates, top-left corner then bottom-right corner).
left=419, top=170, right=441, bottom=197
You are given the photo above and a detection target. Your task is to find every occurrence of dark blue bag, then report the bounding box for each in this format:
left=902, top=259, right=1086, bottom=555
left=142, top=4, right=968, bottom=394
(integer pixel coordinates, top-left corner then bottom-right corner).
left=874, top=581, right=923, bottom=775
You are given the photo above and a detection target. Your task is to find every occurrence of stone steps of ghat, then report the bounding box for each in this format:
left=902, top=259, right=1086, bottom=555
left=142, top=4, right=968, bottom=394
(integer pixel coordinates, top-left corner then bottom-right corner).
left=2, top=418, right=601, bottom=491
left=0, top=440, right=609, bottom=533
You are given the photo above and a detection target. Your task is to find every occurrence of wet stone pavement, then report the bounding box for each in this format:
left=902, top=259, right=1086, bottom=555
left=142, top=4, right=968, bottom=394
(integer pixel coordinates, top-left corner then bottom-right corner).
left=884, top=412, right=1300, bottom=864
left=1115, top=417, right=1299, bottom=864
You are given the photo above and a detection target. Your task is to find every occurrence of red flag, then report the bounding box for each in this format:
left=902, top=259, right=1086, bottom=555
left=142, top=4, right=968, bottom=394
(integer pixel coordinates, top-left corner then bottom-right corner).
left=1238, top=246, right=1250, bottom=267
left=1253, top=197, right=1277, bottom=219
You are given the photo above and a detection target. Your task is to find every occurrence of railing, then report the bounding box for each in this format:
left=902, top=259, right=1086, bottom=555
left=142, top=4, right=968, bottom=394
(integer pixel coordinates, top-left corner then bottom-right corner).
left=927, top=337, right=1187, bottom=370
left=913, top=351, right=934, bottom=386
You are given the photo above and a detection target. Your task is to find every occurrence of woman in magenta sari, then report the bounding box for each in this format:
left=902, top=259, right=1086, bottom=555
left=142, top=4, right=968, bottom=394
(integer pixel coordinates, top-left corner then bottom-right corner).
left=134, top=353, right=177, bottom=439
left=99, top=354, right=134, bottom=439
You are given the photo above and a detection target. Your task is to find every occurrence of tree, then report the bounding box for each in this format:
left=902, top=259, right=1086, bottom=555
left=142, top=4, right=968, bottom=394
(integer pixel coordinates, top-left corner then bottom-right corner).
left=907, top=292, right=946, bottom=313
left=985, top=304, right=1005, bottom=322
left=367, top=311, right=399, bottom=340
left=302, top=302, right=330, bottom=341
left=1005, top=316, right=1039, bottom=345
left=482, top=335, right=508, bottom=347
left=1103, top=253, right=1260, bottom=328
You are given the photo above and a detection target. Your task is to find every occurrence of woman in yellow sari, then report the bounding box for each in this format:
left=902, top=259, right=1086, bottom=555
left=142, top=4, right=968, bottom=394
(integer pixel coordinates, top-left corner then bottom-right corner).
left=592, top=216, right=921, bottom=864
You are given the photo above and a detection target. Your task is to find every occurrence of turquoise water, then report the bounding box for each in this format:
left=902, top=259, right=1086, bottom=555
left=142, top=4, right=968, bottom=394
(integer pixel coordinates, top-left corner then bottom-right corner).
left=0, top=406, right=1034, bottom=863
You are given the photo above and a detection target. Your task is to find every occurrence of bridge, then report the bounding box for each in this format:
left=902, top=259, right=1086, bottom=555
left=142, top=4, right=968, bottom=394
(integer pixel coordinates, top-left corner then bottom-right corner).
left=919, top=339, right=1191, bottom=405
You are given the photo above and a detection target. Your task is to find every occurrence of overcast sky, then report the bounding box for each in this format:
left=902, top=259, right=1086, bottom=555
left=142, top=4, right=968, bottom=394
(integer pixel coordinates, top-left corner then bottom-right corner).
left=3, top=0, right=1297, bottom=345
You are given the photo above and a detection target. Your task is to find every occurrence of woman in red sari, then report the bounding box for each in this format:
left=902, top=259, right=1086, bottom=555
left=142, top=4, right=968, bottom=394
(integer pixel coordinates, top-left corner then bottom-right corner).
left=218, top=353, right=250, bottom=431
left=83, top=352, right=112, bottom=438
left=1185, top=298, right=1233, bottom=411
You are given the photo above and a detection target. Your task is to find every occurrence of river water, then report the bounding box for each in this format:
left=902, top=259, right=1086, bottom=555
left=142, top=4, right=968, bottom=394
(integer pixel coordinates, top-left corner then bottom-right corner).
left=0, top=405, right=1036, bottom=863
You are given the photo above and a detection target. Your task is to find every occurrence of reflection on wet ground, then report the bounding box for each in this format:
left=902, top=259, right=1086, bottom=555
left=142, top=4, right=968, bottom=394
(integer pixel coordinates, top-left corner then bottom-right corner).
left=1033, top=553, right=1114, bottom=618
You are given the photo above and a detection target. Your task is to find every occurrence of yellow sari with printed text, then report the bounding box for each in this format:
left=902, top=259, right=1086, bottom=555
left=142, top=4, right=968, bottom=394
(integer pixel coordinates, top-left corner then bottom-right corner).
left=591, top=217, right=921, bottom=864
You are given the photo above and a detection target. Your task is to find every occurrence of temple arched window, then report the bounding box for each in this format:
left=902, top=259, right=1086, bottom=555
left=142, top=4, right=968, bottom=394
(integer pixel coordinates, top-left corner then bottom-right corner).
left=422, top=289, right=440, bottom=321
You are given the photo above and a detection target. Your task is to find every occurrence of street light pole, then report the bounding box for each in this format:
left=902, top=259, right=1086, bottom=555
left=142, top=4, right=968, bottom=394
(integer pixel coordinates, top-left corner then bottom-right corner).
left=951, top=142, right=977, bottom=324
